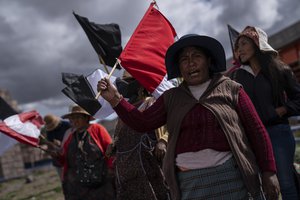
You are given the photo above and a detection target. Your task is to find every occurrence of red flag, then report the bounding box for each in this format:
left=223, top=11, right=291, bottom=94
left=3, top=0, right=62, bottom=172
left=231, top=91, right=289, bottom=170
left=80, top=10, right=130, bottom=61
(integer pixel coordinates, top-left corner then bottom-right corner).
left=118, top=3, right=177, bottom=98
left=0, top=111, right=44, bottom=147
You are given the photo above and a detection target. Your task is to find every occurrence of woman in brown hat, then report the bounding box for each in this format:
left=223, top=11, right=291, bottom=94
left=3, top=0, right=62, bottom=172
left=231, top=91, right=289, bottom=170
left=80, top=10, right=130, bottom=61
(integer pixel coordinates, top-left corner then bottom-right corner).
left=98, top=34, right=279, bottom=200
left=51, top=105, right=115, bottom=200
left=230, top=26, right=300, bottom=200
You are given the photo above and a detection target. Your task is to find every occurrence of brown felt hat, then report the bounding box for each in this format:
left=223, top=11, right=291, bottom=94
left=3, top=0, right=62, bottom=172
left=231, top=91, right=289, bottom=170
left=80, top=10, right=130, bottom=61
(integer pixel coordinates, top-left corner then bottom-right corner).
left=43, top=114, right=60, bottom=131
left=61, top=105, right=94, bottom=120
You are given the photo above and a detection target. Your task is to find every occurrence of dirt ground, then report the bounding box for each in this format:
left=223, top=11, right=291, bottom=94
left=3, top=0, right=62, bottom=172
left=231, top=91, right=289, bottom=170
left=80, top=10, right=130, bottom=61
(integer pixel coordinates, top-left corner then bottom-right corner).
left=0, top=166, right=64, bottom=200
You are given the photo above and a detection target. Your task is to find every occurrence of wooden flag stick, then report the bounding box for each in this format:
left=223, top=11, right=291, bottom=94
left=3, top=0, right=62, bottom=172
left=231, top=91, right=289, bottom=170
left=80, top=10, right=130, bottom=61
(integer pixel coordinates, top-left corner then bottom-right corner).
left=40, top=134, right=47, bottom=139
left=98, top=55, right=110, bottom=74
left=95, top=59, right=120, bottom=99
left=38, top=134, right=59, bottom=153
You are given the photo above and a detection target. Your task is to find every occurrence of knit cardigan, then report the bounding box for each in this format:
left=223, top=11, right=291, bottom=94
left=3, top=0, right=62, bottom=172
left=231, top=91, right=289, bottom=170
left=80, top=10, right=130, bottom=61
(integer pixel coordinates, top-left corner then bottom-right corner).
left=163, top=74, right=262, bottom=200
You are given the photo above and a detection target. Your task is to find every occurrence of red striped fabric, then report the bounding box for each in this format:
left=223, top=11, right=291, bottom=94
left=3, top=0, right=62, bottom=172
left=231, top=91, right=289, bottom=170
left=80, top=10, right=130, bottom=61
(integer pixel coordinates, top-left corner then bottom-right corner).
left=0, top=111, right=43, bottom=147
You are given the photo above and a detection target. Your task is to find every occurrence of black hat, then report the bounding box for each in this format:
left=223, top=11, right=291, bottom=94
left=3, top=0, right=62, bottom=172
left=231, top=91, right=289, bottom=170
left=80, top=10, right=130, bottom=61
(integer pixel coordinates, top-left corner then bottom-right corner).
left=165, top=34, right=226, bottom=80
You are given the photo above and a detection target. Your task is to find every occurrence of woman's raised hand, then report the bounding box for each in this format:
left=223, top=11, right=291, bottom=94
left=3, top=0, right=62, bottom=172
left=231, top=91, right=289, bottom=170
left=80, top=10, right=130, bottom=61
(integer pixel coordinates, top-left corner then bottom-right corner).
left=97, top=77, right=123, bottom=107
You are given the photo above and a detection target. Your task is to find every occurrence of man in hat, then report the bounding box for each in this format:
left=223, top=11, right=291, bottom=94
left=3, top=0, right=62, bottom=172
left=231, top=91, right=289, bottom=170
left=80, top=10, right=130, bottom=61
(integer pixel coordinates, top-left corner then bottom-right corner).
left=41, top=114, right=71, bottom=180
left=98, top=34, right=279, bottom=199
left=49, top=105, right=115, bottom=200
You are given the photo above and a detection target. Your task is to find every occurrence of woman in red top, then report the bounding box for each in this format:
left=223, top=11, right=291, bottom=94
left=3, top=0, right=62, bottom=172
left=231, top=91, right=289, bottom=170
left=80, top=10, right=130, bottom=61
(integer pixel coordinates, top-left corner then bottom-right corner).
left=52, top=105, right=115, bottom=200
left=98, top=34, right=279, bottom=200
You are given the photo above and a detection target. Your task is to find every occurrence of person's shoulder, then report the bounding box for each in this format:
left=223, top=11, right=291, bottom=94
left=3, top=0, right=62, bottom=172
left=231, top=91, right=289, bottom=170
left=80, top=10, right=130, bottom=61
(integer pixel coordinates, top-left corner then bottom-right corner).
left=223, top=75, right=239, bottom=84
left=225, top=64, right=241, bottom=76
left=89, top=123, right=108, bottom=131
left=162, top=85, right=185, bottom=102
left=165, top=85, right=179, bottom=93
left=61, top=120, right=70, bottom=125
left=61, top=120, right=71, bottom=127
left=218, top=75, right=242, bottom=90
left=90, top=123, right=102, bottom=128
left=227, top=66, right=243, bottom=78
left=161, top=86, right=178, bottom=99
left=281, top=64, right=294, bottom=75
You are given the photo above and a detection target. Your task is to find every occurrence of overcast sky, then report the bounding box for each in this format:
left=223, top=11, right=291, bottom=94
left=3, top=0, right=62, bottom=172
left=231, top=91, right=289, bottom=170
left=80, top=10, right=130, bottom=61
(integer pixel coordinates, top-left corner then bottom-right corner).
left=1, top=0, right=300, bottom=117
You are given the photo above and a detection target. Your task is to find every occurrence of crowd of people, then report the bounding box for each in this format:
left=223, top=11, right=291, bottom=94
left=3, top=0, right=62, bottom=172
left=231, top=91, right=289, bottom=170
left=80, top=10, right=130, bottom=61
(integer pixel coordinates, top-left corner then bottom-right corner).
left=40, top=25, right=300, bottom=200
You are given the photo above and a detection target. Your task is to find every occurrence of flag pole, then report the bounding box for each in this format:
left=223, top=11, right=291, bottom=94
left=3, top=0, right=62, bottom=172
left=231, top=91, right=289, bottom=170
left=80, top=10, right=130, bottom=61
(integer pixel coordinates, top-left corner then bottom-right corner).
left=98, top=55, right=110, bottom=74
left=40, top=134, right=46, bottom=140
left=95, top=58, right=120, bottom=99
left=39, top=134, right=59, bottom=147
left=38, top=134, right=60, bottom=153
left=152, top=0, right=159, bottom=9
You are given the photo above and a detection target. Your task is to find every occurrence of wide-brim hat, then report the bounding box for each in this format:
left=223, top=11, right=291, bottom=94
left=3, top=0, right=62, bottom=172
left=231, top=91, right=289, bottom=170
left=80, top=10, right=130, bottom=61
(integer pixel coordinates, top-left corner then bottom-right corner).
left=235, top=26, right=278, bottom=55
left=165, top=34, right=226, bottom=80
left=43, top=114, right=60, bottom=131
left=62, top=105, right=94, bottom=120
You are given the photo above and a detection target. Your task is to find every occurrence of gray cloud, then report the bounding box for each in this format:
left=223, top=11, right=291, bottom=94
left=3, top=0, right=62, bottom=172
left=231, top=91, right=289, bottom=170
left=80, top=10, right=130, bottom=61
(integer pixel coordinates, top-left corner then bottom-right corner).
left=0, top=0, right=299, bottom=116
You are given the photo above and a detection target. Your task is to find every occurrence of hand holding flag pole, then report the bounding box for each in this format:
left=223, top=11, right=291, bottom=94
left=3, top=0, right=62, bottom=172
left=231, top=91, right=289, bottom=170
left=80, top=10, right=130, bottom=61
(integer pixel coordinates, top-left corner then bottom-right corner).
left=38, top=134, right=59, bottom=149
left=95, top=58, right=121, bottom=99
left=39, top=134, right=59, bottom=147
left=38, top=134, right=62, bottom=157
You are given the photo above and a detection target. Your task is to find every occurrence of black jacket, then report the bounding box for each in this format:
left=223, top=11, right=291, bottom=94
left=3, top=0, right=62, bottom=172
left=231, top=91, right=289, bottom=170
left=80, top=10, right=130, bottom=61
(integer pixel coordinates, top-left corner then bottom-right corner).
left=230, top=66, right=300, bottom=126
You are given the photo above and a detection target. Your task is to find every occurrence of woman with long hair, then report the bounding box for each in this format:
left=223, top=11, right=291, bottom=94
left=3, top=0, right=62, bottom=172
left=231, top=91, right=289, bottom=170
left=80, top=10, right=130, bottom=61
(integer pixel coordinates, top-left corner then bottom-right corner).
left=230, top=26, right=300, bottom=200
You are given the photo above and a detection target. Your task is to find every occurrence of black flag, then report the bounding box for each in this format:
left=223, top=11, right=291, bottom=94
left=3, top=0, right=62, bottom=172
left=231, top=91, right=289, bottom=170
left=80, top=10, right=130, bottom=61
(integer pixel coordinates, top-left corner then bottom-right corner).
left=62, top=72, right=81, bottom=87
left=62, top=74, right=102, bottom=116
left=227, top=24, right=240, bottom=58
left=73, top=11, right=122, bottom=68
left=225, top=25, right=241, bottom=75
left=0, top=97, right=18, bottom=120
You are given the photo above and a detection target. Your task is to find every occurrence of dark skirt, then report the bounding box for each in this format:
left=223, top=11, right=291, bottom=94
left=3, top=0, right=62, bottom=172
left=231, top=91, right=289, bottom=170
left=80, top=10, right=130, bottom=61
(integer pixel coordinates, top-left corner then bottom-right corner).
left=63, top=131, right=116, bottom=200
left=62, top=173, right=115, bottom=200
left=177, top=157, right=265, bottom=200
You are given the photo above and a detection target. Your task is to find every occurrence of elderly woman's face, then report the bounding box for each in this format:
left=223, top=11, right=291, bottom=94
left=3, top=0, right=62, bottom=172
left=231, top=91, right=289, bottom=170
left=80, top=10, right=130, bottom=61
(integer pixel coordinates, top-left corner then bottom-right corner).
left=68, top=114, right=89, bottom=129
left=178, top=47, right=210, bottom=85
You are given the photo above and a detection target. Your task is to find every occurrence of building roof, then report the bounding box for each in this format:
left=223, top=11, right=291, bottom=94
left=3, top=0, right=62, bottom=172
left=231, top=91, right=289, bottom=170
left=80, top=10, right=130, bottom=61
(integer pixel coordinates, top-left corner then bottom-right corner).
left=226, top=20, right=300, bottom=69
left=269, top=20, right=300, bottom=49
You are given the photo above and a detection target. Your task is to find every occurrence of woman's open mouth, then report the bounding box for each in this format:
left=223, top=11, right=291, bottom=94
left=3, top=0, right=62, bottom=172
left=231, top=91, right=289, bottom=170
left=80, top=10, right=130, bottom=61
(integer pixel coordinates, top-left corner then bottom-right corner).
left=189, top=70, right=200, bottom=77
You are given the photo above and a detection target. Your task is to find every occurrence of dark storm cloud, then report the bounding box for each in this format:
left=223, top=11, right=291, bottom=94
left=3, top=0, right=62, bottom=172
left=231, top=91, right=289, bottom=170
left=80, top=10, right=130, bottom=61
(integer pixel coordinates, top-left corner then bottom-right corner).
left=159, top=0, right=300, bottom=60
left=0, top=0, right=146, bottom=104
